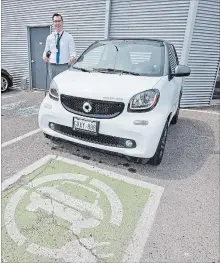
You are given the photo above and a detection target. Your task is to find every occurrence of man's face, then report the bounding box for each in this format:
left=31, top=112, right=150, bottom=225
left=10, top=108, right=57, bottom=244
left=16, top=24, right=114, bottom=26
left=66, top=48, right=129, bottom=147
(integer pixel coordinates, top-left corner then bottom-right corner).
left=53, top=16, right=63, bottom=32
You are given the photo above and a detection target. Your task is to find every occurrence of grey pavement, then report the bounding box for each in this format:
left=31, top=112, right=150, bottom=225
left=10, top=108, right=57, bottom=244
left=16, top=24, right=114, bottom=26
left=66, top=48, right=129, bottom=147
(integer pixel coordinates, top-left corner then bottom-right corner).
left=1, top=89, right=220, bottom=263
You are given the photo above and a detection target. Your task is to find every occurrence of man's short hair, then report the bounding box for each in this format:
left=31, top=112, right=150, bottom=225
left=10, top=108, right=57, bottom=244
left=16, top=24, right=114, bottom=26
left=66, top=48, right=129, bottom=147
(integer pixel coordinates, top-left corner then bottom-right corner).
left=52, top=13, right=63, bottom=21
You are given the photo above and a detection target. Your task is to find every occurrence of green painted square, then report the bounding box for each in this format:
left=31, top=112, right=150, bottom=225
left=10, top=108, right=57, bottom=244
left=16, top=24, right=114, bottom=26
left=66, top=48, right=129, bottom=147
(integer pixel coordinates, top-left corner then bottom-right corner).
left=2, top=158, right=151, bottom=263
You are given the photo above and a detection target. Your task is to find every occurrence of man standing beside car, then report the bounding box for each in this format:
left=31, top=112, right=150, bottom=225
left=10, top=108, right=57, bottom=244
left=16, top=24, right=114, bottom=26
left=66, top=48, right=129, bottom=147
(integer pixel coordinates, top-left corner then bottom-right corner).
left=43, top=13, right=77, bottom=81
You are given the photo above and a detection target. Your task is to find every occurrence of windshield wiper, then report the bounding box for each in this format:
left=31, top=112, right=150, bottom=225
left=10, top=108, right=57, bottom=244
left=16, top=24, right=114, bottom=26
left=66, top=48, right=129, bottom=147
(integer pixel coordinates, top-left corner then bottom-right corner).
left=93, top=68, right=139, bottom=76
left=72, top=66, right=90, bottom=72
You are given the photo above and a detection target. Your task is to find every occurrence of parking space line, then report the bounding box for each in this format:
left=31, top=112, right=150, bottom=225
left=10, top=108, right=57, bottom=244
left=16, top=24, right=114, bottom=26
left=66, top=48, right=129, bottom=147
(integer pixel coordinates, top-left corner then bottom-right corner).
left=1, top=100, right=26, bottom=110
left=182, top=109, right=220, bottom=115
left=2, top=155, right=56, bottom=191
left=1, top=95, right=14, bottom=99
left=1, top=129, right=41, bottom=149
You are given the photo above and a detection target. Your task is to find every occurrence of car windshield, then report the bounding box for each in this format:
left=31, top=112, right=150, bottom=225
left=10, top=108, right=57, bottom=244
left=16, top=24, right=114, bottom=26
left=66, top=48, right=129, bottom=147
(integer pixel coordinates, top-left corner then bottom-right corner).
left=71, top=40, right=165, bottom=76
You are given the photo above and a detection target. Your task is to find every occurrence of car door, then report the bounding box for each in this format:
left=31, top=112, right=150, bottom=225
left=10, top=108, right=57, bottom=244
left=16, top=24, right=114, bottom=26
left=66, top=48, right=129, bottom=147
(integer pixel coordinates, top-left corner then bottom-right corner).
left=168, top=44, right=182, bottom=113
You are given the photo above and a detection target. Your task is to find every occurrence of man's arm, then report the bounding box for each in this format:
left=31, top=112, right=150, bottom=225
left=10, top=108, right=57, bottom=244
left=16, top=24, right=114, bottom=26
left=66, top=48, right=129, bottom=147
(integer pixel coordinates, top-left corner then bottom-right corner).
left=43, top=36, right=50, bottom=62
left=68, top=34, right=77, bottom=63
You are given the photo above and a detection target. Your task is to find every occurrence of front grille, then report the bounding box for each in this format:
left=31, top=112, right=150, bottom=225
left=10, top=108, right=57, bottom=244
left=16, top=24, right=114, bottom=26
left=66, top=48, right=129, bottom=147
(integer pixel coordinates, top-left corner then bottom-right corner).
left=51, top=123, right=136, bottom=148
left=60, top=94, right=125, bottom=119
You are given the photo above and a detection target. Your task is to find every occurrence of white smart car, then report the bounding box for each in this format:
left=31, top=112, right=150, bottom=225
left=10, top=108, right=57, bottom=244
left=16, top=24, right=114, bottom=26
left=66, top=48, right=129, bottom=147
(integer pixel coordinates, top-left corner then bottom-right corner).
left=39, top=38, right=190, bottom=165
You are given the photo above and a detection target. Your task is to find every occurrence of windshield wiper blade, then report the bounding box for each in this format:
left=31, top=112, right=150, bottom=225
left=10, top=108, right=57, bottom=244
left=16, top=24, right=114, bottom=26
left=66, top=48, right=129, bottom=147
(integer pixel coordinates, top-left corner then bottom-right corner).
left=114, top=69, right=140, bottom=76
left=92, top=68, right=115, bottom=73
left=72, top=66, right=90, bottom=72
left=93, top=68, right=139, bottom=76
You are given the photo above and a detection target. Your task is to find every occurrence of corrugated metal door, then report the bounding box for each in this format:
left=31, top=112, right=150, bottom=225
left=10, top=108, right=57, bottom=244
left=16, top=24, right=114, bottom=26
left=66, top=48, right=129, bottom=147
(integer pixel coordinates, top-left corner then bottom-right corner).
left=181, top=0, right=220, bottom=107
left=1, top=0, right=106, bottom=88
left=109, top=0, right=190, bottom=60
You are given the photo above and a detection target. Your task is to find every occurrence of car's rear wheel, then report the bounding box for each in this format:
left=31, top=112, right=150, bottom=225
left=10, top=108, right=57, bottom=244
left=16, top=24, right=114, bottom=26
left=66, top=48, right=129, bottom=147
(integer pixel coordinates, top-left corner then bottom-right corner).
left=148, top=120, right=169, bottom=166
left=1, top=75, right=9, bottom=92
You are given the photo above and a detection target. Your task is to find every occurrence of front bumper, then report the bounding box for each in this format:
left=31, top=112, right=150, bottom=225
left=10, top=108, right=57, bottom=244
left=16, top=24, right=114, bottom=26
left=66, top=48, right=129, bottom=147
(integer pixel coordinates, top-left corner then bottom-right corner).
left=38, top=95, right=168, bottom=158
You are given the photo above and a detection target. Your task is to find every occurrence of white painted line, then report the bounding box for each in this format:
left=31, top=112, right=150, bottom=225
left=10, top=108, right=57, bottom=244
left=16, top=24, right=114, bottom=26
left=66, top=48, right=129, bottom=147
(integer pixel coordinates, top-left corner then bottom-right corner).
left=1, top=100, right=26, bottom=110
left=122, top=188, right=163, bottom=263
left=2, top=155, right=56, bottom=191
left=181, top=109, right=220, bottom=115
left=57, top=156, right=164, bottom=193
left=1, top=128, right=41, bottom=149
left=1, top=95, right=14, bottom=99
left=4, top=188, right=28, bottom=245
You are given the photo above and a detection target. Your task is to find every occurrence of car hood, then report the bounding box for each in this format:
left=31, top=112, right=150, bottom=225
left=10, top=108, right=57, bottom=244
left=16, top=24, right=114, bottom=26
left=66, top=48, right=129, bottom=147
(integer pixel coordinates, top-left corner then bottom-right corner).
left=54, top=70, right=162, bottom=101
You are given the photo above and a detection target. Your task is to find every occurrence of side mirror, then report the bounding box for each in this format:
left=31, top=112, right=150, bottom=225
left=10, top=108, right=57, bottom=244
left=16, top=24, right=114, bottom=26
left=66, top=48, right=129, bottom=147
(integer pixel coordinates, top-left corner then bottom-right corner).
left=172, top=65, right=191, bottom=77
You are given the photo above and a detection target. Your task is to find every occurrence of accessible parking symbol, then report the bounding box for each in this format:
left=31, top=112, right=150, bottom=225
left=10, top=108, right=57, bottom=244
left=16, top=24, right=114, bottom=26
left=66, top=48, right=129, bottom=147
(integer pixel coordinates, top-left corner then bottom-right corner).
left=2, top=155, right=164, bottom=263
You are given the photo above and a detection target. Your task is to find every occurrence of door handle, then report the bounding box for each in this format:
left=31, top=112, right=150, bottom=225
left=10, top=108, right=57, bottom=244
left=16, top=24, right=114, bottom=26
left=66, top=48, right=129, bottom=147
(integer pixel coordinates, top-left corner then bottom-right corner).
left=31, top=60, right=34, bottom=63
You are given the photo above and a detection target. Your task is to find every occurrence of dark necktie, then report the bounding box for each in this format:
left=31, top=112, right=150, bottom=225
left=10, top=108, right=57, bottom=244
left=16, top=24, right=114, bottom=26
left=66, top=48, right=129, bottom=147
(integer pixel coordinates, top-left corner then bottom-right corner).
left=56, top=33, right=60, bottom=64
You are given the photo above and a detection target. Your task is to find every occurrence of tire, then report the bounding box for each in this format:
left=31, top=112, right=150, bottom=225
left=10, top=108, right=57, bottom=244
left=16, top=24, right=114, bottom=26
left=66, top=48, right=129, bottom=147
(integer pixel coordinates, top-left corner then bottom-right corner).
left=1, top=75, right=9, bottom=92
left=171, top=108, right=179, bottom=125
left=148, top=120, right=169, bottom=166
left=125, top=156, right=148, bottom=164
left=171, top=94, right=181, bottom=125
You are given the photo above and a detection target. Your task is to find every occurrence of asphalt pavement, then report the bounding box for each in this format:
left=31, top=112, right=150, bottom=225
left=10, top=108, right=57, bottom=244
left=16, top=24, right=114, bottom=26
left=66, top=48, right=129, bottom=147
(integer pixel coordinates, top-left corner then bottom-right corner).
left=1, top=89, right=219, bottom=263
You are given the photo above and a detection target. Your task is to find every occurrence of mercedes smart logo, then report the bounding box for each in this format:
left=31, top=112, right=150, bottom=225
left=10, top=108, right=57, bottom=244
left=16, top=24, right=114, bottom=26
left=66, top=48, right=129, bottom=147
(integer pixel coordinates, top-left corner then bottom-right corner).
left=83, top=102, right=92, bottom=113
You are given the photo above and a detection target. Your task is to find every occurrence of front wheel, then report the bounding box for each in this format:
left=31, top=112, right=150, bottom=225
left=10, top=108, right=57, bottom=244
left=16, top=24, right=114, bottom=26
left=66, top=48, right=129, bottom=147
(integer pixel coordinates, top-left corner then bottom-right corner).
left=148, top=120, right=169, bottom=166
left=171, top=94, right=181, bottom=125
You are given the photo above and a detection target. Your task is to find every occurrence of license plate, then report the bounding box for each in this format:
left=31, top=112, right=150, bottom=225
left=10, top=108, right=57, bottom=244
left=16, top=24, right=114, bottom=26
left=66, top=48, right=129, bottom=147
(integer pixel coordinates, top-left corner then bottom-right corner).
left=73, top=117, right=99, bottom=134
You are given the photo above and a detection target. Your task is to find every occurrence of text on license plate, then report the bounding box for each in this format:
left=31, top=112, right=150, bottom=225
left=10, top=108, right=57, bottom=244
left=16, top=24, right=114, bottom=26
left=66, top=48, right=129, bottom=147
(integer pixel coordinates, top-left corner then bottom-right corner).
left=73, top=118, right=98, bottom=133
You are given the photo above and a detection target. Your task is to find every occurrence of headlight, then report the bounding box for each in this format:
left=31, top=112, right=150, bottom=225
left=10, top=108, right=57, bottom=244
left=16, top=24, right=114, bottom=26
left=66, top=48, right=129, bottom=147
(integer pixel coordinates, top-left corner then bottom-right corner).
left=49, top=80, right=59, bottom=101
left=128, top=89, right=160, bottom=112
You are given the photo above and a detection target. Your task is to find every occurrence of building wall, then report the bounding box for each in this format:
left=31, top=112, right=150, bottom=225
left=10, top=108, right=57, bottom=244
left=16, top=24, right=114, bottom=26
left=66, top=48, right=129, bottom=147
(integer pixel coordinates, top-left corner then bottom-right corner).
left=181, top=0, right=220, bottom=107
left=1, top=0, right=106, bottom=88
left=109, top=0, right=191, bottom=62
